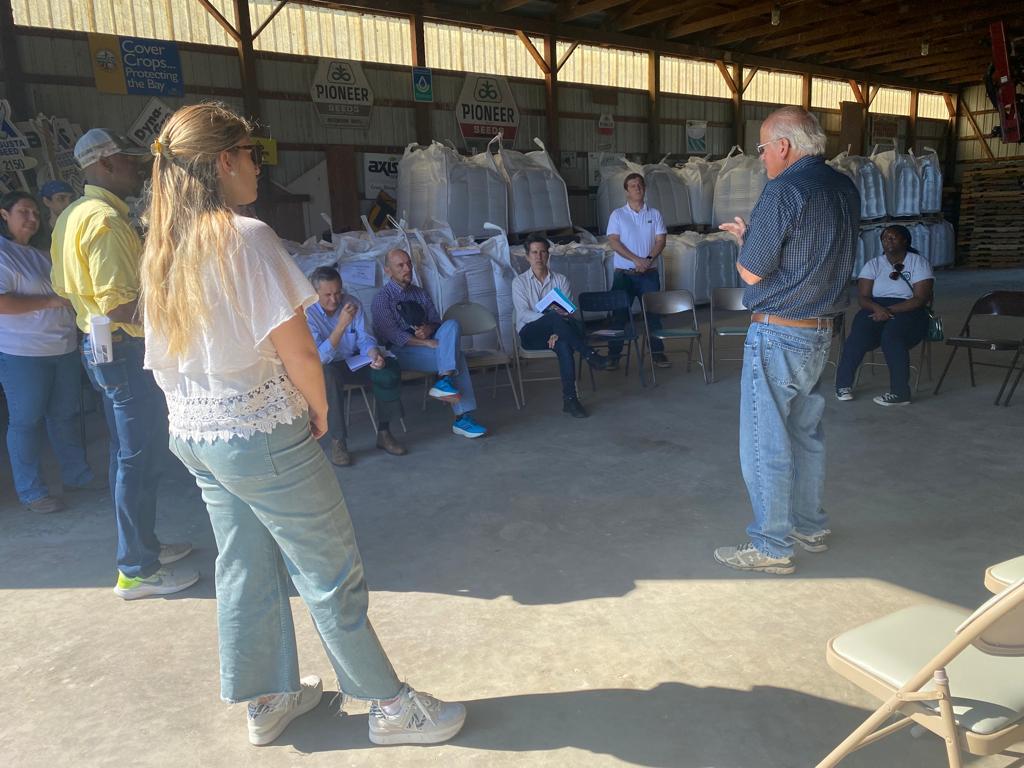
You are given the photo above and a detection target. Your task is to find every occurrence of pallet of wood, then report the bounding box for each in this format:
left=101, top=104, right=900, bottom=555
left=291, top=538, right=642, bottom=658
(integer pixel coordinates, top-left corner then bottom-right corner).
left=958, top=161, right=1024, bottom=268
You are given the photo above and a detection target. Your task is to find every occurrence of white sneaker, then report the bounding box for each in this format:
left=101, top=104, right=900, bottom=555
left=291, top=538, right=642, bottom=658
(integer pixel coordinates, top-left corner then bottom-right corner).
left=158, top=542, right=193, bottom=565
left=368, top=685, right=466, bottom=745
left=248, top=676, right=323, bottom=746
left=113, top=565, right=200, bottom=600
left=714, top=543, right=795, bottom=574
left=792, top=528, right=831, bottom=553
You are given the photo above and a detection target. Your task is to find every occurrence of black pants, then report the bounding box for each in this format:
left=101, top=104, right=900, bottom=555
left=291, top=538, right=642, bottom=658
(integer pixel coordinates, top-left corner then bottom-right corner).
left=323, top=358, right=404, bottom=440
left=835, top=297, right=928, bottom=398
left=519, top=313, right=592, bottom=400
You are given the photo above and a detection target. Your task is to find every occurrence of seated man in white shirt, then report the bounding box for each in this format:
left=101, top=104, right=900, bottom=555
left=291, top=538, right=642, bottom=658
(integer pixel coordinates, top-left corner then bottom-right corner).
left=306, top=267, right=405, bottom=466
left=606, top=172, right=670, bottom=369
left=512, top=235, right=609, bottom=419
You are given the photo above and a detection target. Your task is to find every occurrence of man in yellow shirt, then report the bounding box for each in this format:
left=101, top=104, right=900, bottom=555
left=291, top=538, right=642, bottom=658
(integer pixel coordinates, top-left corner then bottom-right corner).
left=51, top=129, right=198, bottom=599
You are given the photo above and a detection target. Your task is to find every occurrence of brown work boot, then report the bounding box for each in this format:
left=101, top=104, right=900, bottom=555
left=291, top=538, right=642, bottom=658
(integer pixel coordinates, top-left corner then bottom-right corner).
left=376, top=429, right=407, bottom=456
left=330, top=438, right=352, bottom=467
left=27, top=496, right=65, bottom=514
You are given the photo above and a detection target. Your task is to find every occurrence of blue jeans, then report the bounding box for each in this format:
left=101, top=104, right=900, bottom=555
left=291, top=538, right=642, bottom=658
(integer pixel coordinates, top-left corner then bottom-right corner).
left=169, top=416, right=402, bottom=703
left=740, top=323, right=832, bottom=558
left=82, top=336, right=167, bottom=578
left=391, top=319, right=476, bottom=417
left=0, top=350, right=93, bottom=503
left=609, top=269, right=664, bottom=357
left=835, top=298, right=929, bottom=399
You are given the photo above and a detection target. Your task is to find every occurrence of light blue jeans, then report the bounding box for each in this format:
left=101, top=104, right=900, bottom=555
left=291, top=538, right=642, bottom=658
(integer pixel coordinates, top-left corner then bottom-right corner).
left=0, top=350, right=93, bottom=503
left=391, top=318, right=476, bottom=416
left=740, top=323, right=832, bottom=558
left=169, top=415, right=402, bottom=703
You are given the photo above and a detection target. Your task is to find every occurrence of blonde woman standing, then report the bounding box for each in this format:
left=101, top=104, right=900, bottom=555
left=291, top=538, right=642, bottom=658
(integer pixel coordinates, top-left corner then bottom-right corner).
left=140, top=103, right=465, bottom=748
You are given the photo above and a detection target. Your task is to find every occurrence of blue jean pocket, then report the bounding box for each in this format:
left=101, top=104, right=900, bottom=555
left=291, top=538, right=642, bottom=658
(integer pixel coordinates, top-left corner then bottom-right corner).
left=761, top=334, right=813, bottom=388
left=90, top=357, right=132, bottom=403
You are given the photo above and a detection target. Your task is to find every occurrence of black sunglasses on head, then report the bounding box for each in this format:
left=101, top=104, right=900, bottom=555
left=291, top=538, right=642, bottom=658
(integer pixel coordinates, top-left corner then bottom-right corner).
left=888, top=263, right=905, bottom=280
left=232, top=143, right=264, bottom=167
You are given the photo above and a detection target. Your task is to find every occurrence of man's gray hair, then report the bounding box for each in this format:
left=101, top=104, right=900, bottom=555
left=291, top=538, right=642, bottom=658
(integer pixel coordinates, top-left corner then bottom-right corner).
left=765, top=106, right=827, bottom=157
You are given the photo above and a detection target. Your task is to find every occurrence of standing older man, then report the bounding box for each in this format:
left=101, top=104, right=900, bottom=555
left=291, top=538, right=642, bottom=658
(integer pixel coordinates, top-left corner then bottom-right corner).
left=52, top=129, right=198, bottom=599
left=306, top=266, right=406, bottom=466
left=714, top=107, right=860, bottom=575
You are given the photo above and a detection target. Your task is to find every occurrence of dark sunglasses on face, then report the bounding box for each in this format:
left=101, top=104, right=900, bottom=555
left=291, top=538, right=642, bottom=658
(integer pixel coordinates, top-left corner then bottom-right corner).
left=232, top=143, right=264, bottom=167
left=888, top=263, right=905, bottom=280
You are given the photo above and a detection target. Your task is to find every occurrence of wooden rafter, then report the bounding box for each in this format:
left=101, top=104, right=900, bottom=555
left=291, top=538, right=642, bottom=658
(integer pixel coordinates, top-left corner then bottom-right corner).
left=848, top=80, right=866, bottom=106
left=616, top=1, right=705, bottom=32
left=252, top=0, right=289, bottom=40
left=558, top=0, right=634, bottom=23
left=742, top=66, right=759, bottom=92
left=515, top=29, right=550, bottom=75
left=714, top=0, right=896, bottom=48
left=556, top=40, right=580, bottom=73
left=715, top=60, right=738, bottom=95
left=195, top=0, right=240, bottom=42
left=494, top=0, right=531, bottom=11
left=961, top=101, right=996, bottom=161
left=942, top=93, right=956, bottom=119
left=669, top=2, right=781, bottom=40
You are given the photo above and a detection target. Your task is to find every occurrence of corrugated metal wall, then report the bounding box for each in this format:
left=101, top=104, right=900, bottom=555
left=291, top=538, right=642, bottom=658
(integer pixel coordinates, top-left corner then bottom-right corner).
left=955, top=85, right=1024, bottom=174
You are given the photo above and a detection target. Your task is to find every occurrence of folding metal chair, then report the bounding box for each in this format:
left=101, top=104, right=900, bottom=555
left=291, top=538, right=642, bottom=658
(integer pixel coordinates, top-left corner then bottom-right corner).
left=640, top=289, right=706, bottom=386
left=709, top=287, right=749, bottom=383
left=442, top=302, right=520, bottom=410
left=576, top=289, right=646, bottom=390
left=511, top=308, right=564, bottom=405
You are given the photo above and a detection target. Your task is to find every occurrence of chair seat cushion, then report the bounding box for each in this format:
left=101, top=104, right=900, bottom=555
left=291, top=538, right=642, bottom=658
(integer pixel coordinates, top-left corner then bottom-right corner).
left=946, top=337, right=1021, bottom=351
left=653, top=329, right=700, bottom=339
left=831, top=604, right=1024, bottom=735
left=714, top=326, right=749, bottom=336
left=988, top=556, right=1024, bottom=591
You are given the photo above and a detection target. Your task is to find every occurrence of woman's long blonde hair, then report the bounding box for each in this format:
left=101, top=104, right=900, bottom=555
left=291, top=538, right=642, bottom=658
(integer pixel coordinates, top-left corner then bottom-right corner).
left=140, top=102, right=252, bottom=357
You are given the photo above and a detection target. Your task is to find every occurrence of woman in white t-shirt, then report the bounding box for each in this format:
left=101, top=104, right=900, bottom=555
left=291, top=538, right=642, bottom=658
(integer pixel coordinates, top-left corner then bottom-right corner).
left=835, top=224, right=934, bottom=406
left=0, top=191, right=99, bottom=513
left=139, top=103, right=464, bottom=748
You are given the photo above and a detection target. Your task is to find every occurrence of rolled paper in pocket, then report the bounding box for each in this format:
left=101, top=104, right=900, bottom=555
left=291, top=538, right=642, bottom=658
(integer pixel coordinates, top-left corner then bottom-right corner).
left=90, top=315, right=114, bottom=364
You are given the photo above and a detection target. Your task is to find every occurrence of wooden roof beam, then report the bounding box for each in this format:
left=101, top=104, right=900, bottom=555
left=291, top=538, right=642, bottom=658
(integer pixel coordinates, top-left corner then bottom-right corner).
left=196, top=0, right=240, bottom=42
left=494, top=0, right=532, bottom=11
left=616, top=1, right=706, bottom=33
left=668, top=2, right=783, bottom=40
left=848, top=80, right=866, bottom=106
left=713, top=0, right=896, bottom=49
left=558, top=0, right=634, bottom=23
left=515, top=29, right=550, bottom=75
left=715, top=60, right=739, bottom=95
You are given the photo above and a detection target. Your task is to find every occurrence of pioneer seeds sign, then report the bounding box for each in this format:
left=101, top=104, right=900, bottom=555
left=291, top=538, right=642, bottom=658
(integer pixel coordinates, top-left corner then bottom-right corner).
left=456, top=74, right=519, bottom=142
left=310, top=59, right=374, bottom=130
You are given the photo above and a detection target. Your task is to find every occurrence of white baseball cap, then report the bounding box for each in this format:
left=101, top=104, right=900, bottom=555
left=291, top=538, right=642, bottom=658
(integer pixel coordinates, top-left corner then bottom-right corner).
left=74, top=128, right=149, bottom=169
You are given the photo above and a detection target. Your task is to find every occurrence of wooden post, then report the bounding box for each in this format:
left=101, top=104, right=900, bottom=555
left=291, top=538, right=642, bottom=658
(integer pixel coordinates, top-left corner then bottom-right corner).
left=544, top=33, right=559, bottom=165
left=962, top=100, right=995, bottom=162
left=907, top=88, right=918, bottom=153
left=409, top=12, right=431, bottom=145
left=0, top=0, right=30, bottom=117
left=326, top=146, right=361, bottom=232
left=233, top=0, right=260, bottom=121
left=647, top=50, right=659, bottom=162
left=802, top=74, right=812, bottom=111
left=944, top=92, right=959, bottom=180
left=733, top=65, right=744, bottom=150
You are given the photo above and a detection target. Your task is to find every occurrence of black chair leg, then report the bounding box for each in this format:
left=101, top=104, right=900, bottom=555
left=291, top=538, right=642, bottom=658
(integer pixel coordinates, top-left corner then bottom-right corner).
left=967, top=346, right=976, bottom=387
left=995, top=348, right=1022, bottom=405
left=1004, top=357, right=1024, bottom=407
left=933, top=345, right=959, bottom=395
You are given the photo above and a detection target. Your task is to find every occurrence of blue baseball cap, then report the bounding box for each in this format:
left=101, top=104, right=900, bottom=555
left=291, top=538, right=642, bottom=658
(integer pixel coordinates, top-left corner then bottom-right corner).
left=39, top=180, right=74, bottom=199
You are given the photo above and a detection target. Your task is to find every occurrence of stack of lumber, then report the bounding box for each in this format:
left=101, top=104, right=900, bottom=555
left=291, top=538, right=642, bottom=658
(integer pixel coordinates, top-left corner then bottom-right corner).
left=958, top=161, right=1024, bottom=268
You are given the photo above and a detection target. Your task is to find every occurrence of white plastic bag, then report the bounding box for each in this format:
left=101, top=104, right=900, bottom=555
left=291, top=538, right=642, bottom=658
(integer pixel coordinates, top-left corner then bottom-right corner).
left=712, top=147, right=767, bottom=227
left=481, top=136, right=572, bottom=235
left=917, top=147, right=943, bottom=214
left=828, top=149, right=887, bottom=221
left=871, top=146, right=922, bottom=218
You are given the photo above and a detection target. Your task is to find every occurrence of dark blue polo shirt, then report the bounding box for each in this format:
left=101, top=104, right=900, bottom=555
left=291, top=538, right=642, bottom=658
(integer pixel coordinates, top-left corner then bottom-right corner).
left=738, top=155, right=860, bottom=319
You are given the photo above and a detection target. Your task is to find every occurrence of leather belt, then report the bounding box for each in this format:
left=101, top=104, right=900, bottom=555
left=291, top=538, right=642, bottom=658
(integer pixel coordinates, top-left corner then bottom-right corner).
left=752, top=313, right=832, bottom=330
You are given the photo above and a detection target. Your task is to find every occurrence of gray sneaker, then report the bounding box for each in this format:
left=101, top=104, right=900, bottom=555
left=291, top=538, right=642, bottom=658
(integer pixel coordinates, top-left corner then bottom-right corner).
left=714, top=543, right=795, bottom=574
left=248, top=676, right=323, bottom=746
left=113, top=565, right=200, bottom=600
left=158, top=542, right=193, bottom=565
left=368, top=686, right=466, bottom=745
left=792, top=528, right=831, bottom=553
left=835, top=387, right=853, bottom=401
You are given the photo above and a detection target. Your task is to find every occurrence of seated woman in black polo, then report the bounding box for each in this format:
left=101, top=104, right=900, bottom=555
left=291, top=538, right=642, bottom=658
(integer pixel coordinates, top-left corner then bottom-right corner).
left=835, top=224, right=934, bottom=407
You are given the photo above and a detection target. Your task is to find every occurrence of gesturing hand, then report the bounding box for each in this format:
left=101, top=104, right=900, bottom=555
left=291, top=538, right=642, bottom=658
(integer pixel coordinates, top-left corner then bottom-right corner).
left=719, top=217, right=747, bottom=247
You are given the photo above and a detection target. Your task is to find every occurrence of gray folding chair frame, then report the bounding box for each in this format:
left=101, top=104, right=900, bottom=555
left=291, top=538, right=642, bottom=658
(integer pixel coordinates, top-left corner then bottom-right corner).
left=576, top=289, right=647, bottom=390
left=852, top=336, right=933, bottom=394
left=709, top=286, right=750, bottom=383
left=640, top=289, right=707, bottom=386
left=443, top=302, right=521, bottom=410
left=511, top=308, right=567, bottom=405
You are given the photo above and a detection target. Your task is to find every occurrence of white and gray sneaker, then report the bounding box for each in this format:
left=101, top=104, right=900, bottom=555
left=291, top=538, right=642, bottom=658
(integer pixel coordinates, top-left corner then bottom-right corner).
left=714, top=543, right=795, bottom=574
left=835, top=387, right=853, bottom=401
left=792, top=528, right=832, bottom=553
left=368, top=685, right=466, bottom=745
left=247, top=676, right=323, bottom=746
left=873, top=392, right=910, bottom=407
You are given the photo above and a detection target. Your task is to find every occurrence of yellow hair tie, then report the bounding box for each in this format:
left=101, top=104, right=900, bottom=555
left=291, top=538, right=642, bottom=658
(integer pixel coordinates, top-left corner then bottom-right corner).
left=150, top=138, right=166, bottom=158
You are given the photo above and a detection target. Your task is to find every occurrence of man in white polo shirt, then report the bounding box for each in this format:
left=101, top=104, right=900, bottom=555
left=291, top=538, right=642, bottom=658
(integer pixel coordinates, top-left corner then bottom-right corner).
left=605, top=173, right=670, bottom=368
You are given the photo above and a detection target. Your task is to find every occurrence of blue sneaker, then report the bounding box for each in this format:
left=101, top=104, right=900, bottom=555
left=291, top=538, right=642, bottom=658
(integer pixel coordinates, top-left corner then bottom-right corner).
left=429, top=376, right=460, bottom=401
left=452, top=415, right=486, bottom=438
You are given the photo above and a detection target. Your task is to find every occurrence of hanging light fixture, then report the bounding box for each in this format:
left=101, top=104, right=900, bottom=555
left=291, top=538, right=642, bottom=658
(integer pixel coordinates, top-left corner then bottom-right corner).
left=771, top=4, right=782, bottom=26
left=920, top=40, right=929, bottom=56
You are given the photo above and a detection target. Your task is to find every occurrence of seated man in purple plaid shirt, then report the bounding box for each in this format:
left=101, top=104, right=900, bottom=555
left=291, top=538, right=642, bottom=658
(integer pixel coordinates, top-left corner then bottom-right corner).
left=371, top=249, right=487, bottom=439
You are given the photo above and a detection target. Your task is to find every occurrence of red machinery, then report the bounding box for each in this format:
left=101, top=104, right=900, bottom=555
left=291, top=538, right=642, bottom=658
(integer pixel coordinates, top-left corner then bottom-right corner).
left=986, top=21, right=1023, bottom=143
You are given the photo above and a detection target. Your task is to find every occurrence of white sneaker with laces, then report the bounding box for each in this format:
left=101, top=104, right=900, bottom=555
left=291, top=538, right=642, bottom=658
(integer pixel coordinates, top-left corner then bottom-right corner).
left=158, top=542, right=193, bottom=565
left=247, top=676, right=323, bottom=746
left=714, top=543, right=795, bottom=574
left=368, top=685, right=466, bottom=745
left=792, top=528, right=831, bottom=553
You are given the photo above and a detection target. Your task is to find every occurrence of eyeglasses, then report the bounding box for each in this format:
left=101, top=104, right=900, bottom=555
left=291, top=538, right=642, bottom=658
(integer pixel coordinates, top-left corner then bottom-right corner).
left=232, top=143, right=265, bottom=167
left=756, top=138, right=784, bottom=156
left=888, top=263, right=905, bottom=280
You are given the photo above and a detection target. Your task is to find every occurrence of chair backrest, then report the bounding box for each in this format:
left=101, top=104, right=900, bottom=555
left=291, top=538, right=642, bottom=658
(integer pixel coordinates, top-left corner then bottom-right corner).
left=642, top=289, right=696, bottom=315
left=712, top=286, right=747, bottom=313
left=578, top=289, right=631, bottom=313
left=956, top=577, right=1024, bottom=658
left=969, top=291, right=1024, bottom=320
left=443, top=301, right=497, bottom=337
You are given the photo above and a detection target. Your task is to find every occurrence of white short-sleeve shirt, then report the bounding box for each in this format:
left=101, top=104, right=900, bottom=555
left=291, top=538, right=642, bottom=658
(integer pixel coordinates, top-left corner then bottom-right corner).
left=606, top=203, right=667, bottom=270
left=0, top=238, right=77, bottom=356
left=145, top=215, right=317, bottom=443
left=859, top=252, right=933, bottom=299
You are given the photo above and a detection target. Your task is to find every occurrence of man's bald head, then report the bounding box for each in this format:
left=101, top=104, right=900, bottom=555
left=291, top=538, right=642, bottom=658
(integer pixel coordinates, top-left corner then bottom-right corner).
left=384, top=248, right=414, bottom=288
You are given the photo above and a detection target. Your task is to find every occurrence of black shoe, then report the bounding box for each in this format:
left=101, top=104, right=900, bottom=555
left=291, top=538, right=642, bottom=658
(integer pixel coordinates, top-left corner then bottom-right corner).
left=562, top=397, right=589, bottom=418
left=652, top=353, right=671, bottom=369
left=604, top=357, right=621, bottom=371
left=586, top=353, right=611, bottom=371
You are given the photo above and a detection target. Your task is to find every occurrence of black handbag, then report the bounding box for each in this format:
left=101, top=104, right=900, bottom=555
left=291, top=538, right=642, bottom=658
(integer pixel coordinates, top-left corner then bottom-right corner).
left=396, top=300, right=427, bottom=331
left=897, top=272, right=944, bottom=342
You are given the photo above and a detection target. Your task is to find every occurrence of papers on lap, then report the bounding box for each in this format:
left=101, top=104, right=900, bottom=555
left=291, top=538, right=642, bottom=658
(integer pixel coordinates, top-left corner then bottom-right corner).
left=346, top=350, right=395, bottom=371
left=535, top=287, right=577, bottom=314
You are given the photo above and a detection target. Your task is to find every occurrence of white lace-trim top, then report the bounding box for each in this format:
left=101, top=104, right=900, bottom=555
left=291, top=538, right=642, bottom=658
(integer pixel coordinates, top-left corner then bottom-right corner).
left=162, top=373, right=307, bottom=443
left=145, top=215, right=317, bottom=444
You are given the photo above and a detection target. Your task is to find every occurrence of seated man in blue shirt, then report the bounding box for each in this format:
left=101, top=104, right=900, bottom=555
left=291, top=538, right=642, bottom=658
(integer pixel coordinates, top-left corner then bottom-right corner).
left=371, top=248, right=487, bottom=439
left=306, top=266, right=406, bottom=466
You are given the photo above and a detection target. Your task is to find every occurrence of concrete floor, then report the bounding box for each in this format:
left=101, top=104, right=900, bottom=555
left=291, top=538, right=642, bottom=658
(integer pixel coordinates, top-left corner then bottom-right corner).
left=1, top=268, right=1023, bottom=768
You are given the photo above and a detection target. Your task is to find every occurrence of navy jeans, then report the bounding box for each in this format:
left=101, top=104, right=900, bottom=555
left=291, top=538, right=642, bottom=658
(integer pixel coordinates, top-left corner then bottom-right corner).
left=322, top=357, right=403, bottom=440
left=0, top=350, right=94, bottom=503
left=82, top=336, right=168, bottom=578
left=609, top=269, right=664, bottom=357
left=519, top=313, right=592, bottom=400
left=835, top=297, right=928, bottom=399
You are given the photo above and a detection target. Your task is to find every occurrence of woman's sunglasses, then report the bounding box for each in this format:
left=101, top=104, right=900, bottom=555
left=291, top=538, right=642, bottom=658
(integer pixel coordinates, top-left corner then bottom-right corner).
left=232, top=143, right=265, bottom=167
left=888, top=263, right=905, bottom=280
